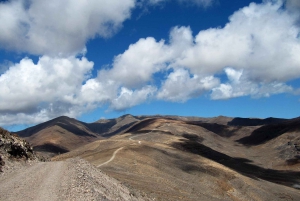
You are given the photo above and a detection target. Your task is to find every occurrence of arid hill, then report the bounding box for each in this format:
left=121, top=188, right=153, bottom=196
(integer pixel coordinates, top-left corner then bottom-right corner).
left=15, top=116, right=101, bottom=157
left=15, top=115, right=145, bottom=157
left=16, top=114, right=288, bottom=157
left=50, top=115, right=300, bottom=200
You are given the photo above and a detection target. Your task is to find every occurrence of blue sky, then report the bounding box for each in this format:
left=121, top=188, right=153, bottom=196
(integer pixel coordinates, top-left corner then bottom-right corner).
left=0, top=0, right=300, bottom=131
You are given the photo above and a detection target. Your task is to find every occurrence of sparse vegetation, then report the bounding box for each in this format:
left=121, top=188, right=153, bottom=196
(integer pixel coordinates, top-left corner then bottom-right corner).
left=1, top=115, right=300, bottom=200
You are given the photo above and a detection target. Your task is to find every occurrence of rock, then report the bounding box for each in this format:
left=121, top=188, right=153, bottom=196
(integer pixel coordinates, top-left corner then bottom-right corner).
left=0, top=155, right=5, bottom=172
left=0, top=127, right=41, bottom=171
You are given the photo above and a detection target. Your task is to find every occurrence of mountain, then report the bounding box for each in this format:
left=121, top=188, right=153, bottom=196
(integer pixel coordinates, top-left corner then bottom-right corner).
left=15, top=114, right=142, bottom=157
left=237, top=117, right=300, bottom=145
left=13, top=114, right=300, bottom=200
left=88, top=114, right=140, bottom=137
left=52, top=116, right=300, bottom=200
left=15, top=116, right=101, bottom=157
left=228, top=117, right=287, bottom=126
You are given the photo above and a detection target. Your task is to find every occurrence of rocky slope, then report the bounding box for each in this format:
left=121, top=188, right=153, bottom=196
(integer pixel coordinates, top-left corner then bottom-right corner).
left=0, top=127, right=39, bottom=172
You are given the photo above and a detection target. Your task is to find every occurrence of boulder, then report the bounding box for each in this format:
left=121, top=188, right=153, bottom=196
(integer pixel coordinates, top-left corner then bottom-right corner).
left=0, top=127, right=39, bottom=171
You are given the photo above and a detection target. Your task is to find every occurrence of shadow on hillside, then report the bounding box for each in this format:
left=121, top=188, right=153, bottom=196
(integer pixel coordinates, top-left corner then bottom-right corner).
left=130, top=130, right=174, bottom=136
left=125, top=118, right=163, bottom=133
left=88, top=121, right=137, bottom=137
left=186, top=122, right=240, bottom=138
left=237, top=119, right=300, bottom=146
left=34, top=143, right=69, bottom=155
left=172, top=134, right=300, bottom=188
left=85, top=119, right=116, bottom=135
left=54, top=122, right=97, bottom=137
left=228, top=117, right=286, bottom=126
left=16, top=117, right=97, bottom=138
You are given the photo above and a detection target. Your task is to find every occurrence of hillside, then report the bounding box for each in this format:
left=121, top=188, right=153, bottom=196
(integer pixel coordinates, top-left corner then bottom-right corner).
left=16, top=116, right=101, bottom=157
left=15, top=115, right=145, bottom=157
left=88, top=114, right=140, bottom=137
left=11, top=114, right=300, bottom=200
left=53, top=116, right=300, bottom=200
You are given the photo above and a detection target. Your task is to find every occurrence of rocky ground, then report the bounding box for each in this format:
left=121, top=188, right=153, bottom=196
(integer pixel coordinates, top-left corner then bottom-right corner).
left=0, top=158, right=150, bottom=201
left=0, top=127, right=150, bottom=201
left=0, top=127, right=41, bottom=172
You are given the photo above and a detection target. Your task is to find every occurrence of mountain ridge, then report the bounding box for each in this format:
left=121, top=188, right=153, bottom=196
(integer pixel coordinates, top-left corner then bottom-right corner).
left=14, top=114, right=298, bottom=158
left=7, top=114, right=300, bottom=200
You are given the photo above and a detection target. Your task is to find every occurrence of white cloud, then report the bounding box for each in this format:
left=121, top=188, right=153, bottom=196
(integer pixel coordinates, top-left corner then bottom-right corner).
left=0, top=112, right=52, bottom=127
left=146, top=0, right=165, bottom=5
left=78, top=78, right=118, bottom=107
left=211, top=68, right=294, bottom=100
left=1, top=0, right=300, bottom=127
left=102, top=37, right=172, bottom=88
left=0, top=55, right=158, bottom=126
left=285, top=0, right=300, bottom=11
left=0, top=0, right=214, bottom=56
left=177, top=0, right=214, bottom=7
left=175, top=1, right=300, bottom=82
left=124, top=0, right=300, bottom=101
left=143, top=0, right=214, bottom=7
left=157, top=68, right=219, bottom=102
left=0, top=56, right=93, bottom=114
left=111, top=86, right=157, bottom=111
left=0, top=0, right=135, bottom=56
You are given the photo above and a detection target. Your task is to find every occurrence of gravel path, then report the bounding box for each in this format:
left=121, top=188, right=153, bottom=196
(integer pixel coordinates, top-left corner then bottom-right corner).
left=0, top=161, right=67, bottom=201
left=98, top=132, right=149, bottom=168
left=98, top=147, right=124, bottom=167
left=0, top=158, right=149, bottom=201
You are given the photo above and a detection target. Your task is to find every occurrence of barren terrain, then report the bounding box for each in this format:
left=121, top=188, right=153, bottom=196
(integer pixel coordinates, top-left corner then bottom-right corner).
left=54, top=117, right=300, bottom=200
left=0, top=158, right=149, bottom=201
left=1, top=115, right=300, bottom=200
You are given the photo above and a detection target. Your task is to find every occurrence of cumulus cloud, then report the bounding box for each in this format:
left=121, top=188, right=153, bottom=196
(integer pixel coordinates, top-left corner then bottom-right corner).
left=211, top=68, right=293, bottom=100
left=0, top=56, right=93, bottom=114
left=0, top=55, right=158, bottom=126
left=0, top=0, right=214, bottom=56
left=0, top=112, right=53, bottom=127
left=119, top=0, right=300, bottom=101
left=143, top=0, right=214, bottom=7
left=0, top=0, right=135, bottom=56
left=110, top=86, right=157, bottom=111
left=175, top=1, right=300, bottom=82
left=102, top=37, right=172, bottom=88
left=1, top=0, right=300, bottom=127
left=177, top=0, right=214, bottom=7
left=285, top=0, right=300, bottom=12
left=157, top=68, right=219, bottom=102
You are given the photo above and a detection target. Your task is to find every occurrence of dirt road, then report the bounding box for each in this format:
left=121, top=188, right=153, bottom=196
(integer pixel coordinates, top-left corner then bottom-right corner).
left=0, top=159, right=148, bottom=201
left=98, top=133, right=148, bottom=168
left=98, top=147, right=124, bottom=167
left=0, top=161, right=67, bottom=201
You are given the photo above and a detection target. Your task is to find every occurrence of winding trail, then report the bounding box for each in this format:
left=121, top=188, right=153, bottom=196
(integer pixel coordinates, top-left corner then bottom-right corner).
left=98, top=129, right=156, bottom=167
left=97, top=147, right=124, bottom=167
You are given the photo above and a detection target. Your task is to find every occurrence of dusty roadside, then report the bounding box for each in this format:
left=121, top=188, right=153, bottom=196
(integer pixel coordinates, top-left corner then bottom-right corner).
left=0, top=158, right=150, bottom=201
